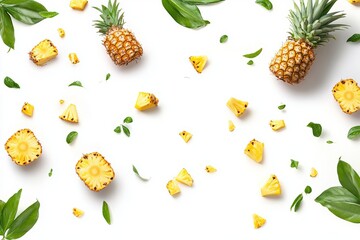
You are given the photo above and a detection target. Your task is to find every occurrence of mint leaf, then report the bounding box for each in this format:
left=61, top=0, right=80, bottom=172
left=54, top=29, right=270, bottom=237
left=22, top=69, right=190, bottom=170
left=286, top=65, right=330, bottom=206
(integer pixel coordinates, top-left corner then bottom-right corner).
left=122, top=125, right=130, bottom=137
left=243, top=48, right=262, bottom=58
left=256, top=0, right=273, bottom=10
left=123, top=116, right=133, bottom=124
left=247, top=60, right=254, bottom=65
left=347, top=34, right=360, bottom=43
left=290, top=159, right=299, bottom=169
left=114, top=126, right=121, bottom=133
left=278, top=104, right=286, bottom=110
left=347, top=126, right=360, bottom=140
left=307, top=122, right=322, bottom=137
left=4, top=76, right=20, bottom=88
left=305, top=186, right=312, bottom=194
left=68, top=81, right=83, bottom=87
left=290, top=193, right=303, bottom=212
left=220, top=34, right=228, bottom=43
left=66, top=131, right=78, bottom=144
left=102, top=201, right=111, bottom=225
left=106, top=73, right=111, bottom=81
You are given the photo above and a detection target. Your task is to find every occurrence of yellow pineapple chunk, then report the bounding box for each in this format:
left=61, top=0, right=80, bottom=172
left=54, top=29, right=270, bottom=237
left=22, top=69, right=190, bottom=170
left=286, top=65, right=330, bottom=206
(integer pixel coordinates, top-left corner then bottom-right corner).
left=175, top=168, right=193, bottom=186
left=348, top=0, right=360, bottom=4
left=166, top=179, right=181, bottom=196
left=22, top=102, right=34, bottom=117
left=332, top=79, right=360, bottom=114
left=228, top=120, right=235, bottom=132
left=29, top=39, right=58, bottom=66
left=75, top=152, right=115, bottom=192
left=244, top=139, right=264, bottom=163
left=205, top=165, right=217, bottom=173
left=261, top=174, right=281, bottom=197
left=227, top=97, right=248, bottom=117
left=310, top=167, right=318, bottom=177
left=253, top=214, right=266, bottom=229
left=59, top=104, right=79, bottom=123
left=269, top=120, right=285, bottom=131
left=57, top=28, right=65, bottom=38
left=179, top=131, right=192, bottom=143
left=70, top=0, right=88, bottom=10
left=5, top=129, right=42, bottom=166
left=135, top=92, right=159, bottom=111
left=189, top=56, right=208, bottom=73
left=59, top=99, right=65, bottom=104
left=73, top=208, right=84, bottom=217
left=68, top=53, right=79, bottom=64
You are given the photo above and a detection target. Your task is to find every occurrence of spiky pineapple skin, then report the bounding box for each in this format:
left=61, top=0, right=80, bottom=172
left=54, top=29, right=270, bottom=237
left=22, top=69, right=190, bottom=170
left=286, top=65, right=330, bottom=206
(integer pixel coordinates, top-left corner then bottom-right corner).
left=270, top=39, right=315, bottom=84
left=104, top=27, right=143, bottom=66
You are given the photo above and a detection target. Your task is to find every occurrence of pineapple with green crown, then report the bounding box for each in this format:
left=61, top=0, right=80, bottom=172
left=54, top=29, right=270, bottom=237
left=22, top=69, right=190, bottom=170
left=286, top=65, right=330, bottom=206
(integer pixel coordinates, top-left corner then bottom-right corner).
left=94, top=0, right=143, bottom=66
left=269, top=0, right=346, bottom=84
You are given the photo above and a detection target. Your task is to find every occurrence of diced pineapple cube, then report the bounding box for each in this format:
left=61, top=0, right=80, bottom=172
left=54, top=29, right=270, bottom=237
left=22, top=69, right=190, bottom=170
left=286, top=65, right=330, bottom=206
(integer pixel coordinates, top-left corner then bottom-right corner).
left=253, top=214, right=266, bottom=229
left=73, top=208, right=84, bottom=217
left=135, top=92, right=159, bottom=111
left=179, top=131, right=192, bottom=143
left=175, top=168, right=193, bottom=186
left=58, top=28, right=65, bottom=38
left=189, top=56, right=208, bottom=73
left=22, top=102, right=34, bottom=117
left=166, top=179, right=181, bottom=196
left=205, top=165, right=217, bottom=173
left=227, top=97, right=248, bottom=117
left=261, top=174, right=281, bottom=197
left=310, top=167, right=318, bottom=177
left=29, top=39, right=58, bottom=66
left=228, top=120, right=235, bottom=132
left=59, top=104, right=79, bottom=123
left=69, top=53, right=80, bottom=64
left=244, top=139, right=264, bottom=163
left=269, top=120, right=285, bottom=131
left=70, top=0, right=88, bottom=10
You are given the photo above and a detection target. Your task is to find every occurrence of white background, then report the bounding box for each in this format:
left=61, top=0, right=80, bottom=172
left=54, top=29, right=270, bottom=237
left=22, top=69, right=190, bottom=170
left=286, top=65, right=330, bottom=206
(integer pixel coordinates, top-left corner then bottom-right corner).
left=0, top=0, right=360, bottom=239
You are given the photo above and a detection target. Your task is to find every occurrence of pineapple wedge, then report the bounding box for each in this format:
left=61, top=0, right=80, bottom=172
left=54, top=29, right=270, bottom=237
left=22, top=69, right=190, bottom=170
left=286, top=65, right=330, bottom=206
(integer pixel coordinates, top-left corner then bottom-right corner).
left=29, top=39, right=58, bottom=66
left=228, top=120, right=235, bottom=132
left=5, top=129, right=42, bottom=166
left=73, top=208, right=84, bottom=217
left=205, top=165, right=217, bottom=173
left=179, top=131, right=192, bottom=143
left=253, top=214, right=266, bottom=229
left=189, top=56, right=208, bottom=73
left=135, top=92, right=159, bottom=111
left=227, top=97, right=248, bottom=117
left=59, top=104, right=79, bottom=123
left=261, top=175, right=281, bottom=197
left=69, top=53, right=80, bottom=64
left=166, top=179, right=181, bottom=196
left=269, top=120, right=285, bottom=131
left=70, top=0, right=88, bottom=10
left=22, top=102, right=34, bottom=117
left=58, top=28, right=65, bottom=38
left=244, top=139, right=264, bottom=163
left=75, top=152, right=115, bottom=192
left=175, top=168, right=193, bottom=186
left=332, top=79, right=360, bottom=114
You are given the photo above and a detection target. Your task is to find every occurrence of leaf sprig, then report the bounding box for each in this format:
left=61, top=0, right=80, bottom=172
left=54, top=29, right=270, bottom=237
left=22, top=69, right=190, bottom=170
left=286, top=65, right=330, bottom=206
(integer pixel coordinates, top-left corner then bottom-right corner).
left=114, top=116, right=133, bottom=137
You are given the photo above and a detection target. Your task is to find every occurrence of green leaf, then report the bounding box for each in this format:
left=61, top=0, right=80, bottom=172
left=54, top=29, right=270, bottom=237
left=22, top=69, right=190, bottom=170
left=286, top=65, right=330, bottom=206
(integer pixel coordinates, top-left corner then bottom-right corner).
left=2, top=0, right=48, bottom=25
left=0, top=8, right=15, bottom=49
left=0, top=200, right=5, bottom=235
left=247, top=60, right=254, bottom=65
left=68, top=81, right=83, bottom=87
left=243, top=48, right=262, bottom=58
left=290, top=159, right=299, bottom=169
left=307, top=122, right=322, bottom=137
left=182, top=0, right=224, bottom=4
left=102, top=201, right=111, bottom=225
left=114, top=126, right=121, bottom=133
left=122, top=125, right=130, bottom=137
left=48, top=168, right=53, bottom=177
left=132, top=165, right=150, bottom=181
left=347, top=126, right=360, bottom=140
left=290, top=193, right=303, bottom=212
left=38, top=11, right=58, bottom=18
left=305, top=186, right=312, bottom=194
left=162, top=0, right=210, bottom=29
left=220, top=34, right=228, bottom=43
left=278, top=104, right=286, bottom=110
left=4, top=76, right=20, bottom=88
left=66, top=131, right=78, bottom=144
left=337, top=160, right=360, bottom=199
left=255, top=0, right=273, bottom=10
left=1, top=189, right=22, bottom=233
left=347, top=34, right=360, bottom=43
left=123, top=116, right=133, bottom=124
left=327, top=140, right=333, bottom=144
left=105, top=73, right=111, bottom=81
left=5, top=200, right=40, bottom=239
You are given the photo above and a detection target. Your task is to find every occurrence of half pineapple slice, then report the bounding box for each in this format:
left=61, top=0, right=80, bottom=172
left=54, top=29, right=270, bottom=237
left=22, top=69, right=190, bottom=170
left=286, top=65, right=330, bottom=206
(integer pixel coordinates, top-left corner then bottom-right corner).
left=189, top=56, right=207, bottom=73
left=261, top=175, right=281, bottom=197
left=175, top=168, right=193, bottom=186
left=332, top=79, right=360, bottom=114
left=75, top=152, right=115, bottom=191
left=244, top=139, right=264, bottom=163
left=5, top=129, right=42, bottom=166
left=59, top=104, right=79, bottom=123
left=29, top=39, right=58, bottom=66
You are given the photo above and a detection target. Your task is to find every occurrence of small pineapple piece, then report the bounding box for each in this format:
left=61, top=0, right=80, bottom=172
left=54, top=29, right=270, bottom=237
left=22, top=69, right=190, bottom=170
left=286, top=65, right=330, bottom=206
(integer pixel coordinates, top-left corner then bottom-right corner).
left=73, top=208, right=84, bottom=217
left=75, top=152, right=115, bottom=192
left=332, top=79, right=360, bottom=114
left=310, top=167, right=318, bottom=177
left=189, top=56, right=208, bottom=73
left=175, top=168, right=193, bottom=186
left=179, top=131, right=192, bottom=143
left=261, top=174, right=281, bottom=197
left=58, top=28, right=65, bottom=38
left=5, top=129, right=42, bottom=166
left=269, top=120, right=285, bottom=131
left=228, top=120, right=235, bottom=132
left=227, top=97, right=248, bottom=117
left=348, top=0, right=360, bottom=4
left=59, top=104, right=79, bottom=123
left=59, top=99, right=65, bottom=104
left=29, top=39, right=58, bottom=66
left=244, top=139, right=264, bottom=163
left=22, top=102, right=34, bottom=117
left=68, top=53, right=80, bottom=64
left=253, top=214, right=266, bottom=229
left=135, top=92, right=159, bottom=111
left=205, top=165, right=217, bottom=173
left=166, top=179, right=181, bottom=196
left=70, top=0, right=88, bottom=10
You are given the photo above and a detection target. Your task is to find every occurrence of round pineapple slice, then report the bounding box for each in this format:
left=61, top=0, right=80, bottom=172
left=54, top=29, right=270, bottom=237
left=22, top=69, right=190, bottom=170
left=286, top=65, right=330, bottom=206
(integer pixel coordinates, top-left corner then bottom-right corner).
left=5, top=129, right=42, bottom=166
left=76, top=152, right=115, bottom=192
left=332, top=79, right=360, bottom=114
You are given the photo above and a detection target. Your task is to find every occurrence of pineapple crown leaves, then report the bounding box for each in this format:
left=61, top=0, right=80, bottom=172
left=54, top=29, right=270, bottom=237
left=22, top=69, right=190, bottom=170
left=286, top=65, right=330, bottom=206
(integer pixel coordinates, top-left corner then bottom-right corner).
left=288, top=0, right=347, bottom=48
left=93, top=0, right=125, bottom=35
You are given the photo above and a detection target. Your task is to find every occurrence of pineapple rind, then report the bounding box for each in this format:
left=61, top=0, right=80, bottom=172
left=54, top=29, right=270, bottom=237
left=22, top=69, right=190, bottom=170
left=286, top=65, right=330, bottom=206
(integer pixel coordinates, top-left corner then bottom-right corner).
left=175, top=168, right=193, bottom=186
left=135, top=92, right=159, bottom=111
left=227, top=97, right=248, bottom=117
left=244, top=139, right=264, bottom=163
left=332, top=79, right=360, bottom=114
left=261, top=175, right=281, bottom=197
left=29, top=39, right=58, bottom=66
left=59, top=104, right=79, bottom=123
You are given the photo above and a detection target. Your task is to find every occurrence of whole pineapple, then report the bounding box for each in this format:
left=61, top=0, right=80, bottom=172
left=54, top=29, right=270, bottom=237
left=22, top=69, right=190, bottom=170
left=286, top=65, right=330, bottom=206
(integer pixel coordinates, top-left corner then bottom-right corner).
left=94, top=0, right=143, bottom=66
left=269, top=0, right=346, bottom=84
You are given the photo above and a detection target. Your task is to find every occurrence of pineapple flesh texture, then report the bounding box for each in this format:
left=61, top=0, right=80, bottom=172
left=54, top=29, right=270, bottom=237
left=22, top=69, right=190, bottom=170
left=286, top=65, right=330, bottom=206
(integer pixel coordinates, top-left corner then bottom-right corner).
left=70, top=0, right=88, bottom=10
left=227, top=97, right=248, bottom=117
left=261, top=175, right=281, bottom=197
left=73, top=208, right=84, bottom=217
left=58, top=28, right=65, bottom=38
left=22, top=102, right=34, bottom=117
left=76, top=152, right=115, bottom=192
left=332, top=79, right=360, bottom=114
left=29, top=39, right=58, bottom=66
left=166, top=179, right=181, bottom=196
left=269, top=0, right=346, bottom=84
left=135, top=92, right=159, bottom=111
left=68, top=53, right=79, bottom=64
left=5, top=129, right=42, bottom=166
left=228, top=120, right=235, bottom=132
left=205, top=165, right=217, bottom=173
left=189, top=56, right=208, bottom=73
left=253, top=214, right=266, bottom=229
left=244, top=139, right=264, bottom=163
left=175, top=168, right=193, bottom=186
left=179, top=131, right=192, bottom=143
left=270, top=120, right=285, bottom=131
left=59, top=104, right=79, bottom=123
left=348, top=0, right=360, bottom=4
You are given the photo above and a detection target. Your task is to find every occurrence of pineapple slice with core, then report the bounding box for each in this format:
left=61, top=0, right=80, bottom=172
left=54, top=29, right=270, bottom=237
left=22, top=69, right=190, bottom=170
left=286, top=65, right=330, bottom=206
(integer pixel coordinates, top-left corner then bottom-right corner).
left=5, top=129, right=42, bottom=166
left=179, top=131, right=192, bottom=143
left=58, top=28, right=65, bottom=38
left=253, top=214, right=266, bottom=229
left=176, top=168, right=193, bottom=186
left=135, top=92, right=159, bottom=111
left=166, top=179, right=181, bottom=196
left=228, top=120, right=235, bottom=132
left=70, top=0, right=88, bottom=10
left=189, top=56, right=207, bottom=73
left=75, top=152, right=115, bottom=192
left=270, top=120, right=285, bottom=131
left=261, top=175, right=281, bottom=197
left=227, top=97, right=248, bottom=117
left=244, top=139, right=264, bottom=163
left=73, top=208, right=84, bottom=217
left=29, top=39, right=58, bottom=66
left=68, top=53, right=79, bottom=64
left=205, top=165, right=217, bottom=173
left=332, top=79, right=360, bottom=114
left=59, top=104, right=79, bottom=123
left=22, top=102, right=34, bottom=117
left=310, top=167, right=318, bottom=177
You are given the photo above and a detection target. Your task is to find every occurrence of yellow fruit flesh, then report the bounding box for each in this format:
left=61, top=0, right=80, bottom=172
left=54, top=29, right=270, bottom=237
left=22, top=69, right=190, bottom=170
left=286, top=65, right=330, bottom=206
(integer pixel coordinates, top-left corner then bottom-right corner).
left=70, top=0, right=88, bottom=10
left=58, top=28, right=65, bottom=38
left=205, top=165, right=217, bottom=173
left=270, top=120, right=285, bottom=131
left=73, top=208, right=84, bottom=217
left=253, top=214, right=266, bottom=229
left=332, top=79, right=360, bottom=114
left=29, top=39, right=58, bottom=66
left=189, top=56, right=207, bottom=73
left=261, top=175, right=281, bottom=197
left=59, top=104, right=79, bottom=123
left=179, top=131, right=192, bottom=143
left=22, top=102, right=34, bottom=117
left=175, top=168, right=193, bottom=186
left=244, top=139, right=264, bottom=163
left=227, top=97, right=248, bottom=117
left=348, top=0, right=360, bottom=3
left=310, top=168, right=318, bottom=177
left=135, top=92, right=159, bottom=111
left=228, top=120, right=235, bottom=132
left=69, top=53, right=80, bottom=64
left=166, top=179, right=181, bottom=196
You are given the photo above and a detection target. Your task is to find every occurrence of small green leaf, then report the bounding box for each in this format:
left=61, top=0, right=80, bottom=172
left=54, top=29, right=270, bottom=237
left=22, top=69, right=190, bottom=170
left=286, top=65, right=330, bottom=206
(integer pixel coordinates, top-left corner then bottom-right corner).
left=123, top=116, right=133, bottom=124
left=305, top=186, right=312, bottom=194
left=247, top=60, right=254, bottom=65
left=114, top=126, right=121, bottom=133
left=243, top=48, right=262, bottom=58
left=48, top=168, right=53, bottom=177
left=0, top=200, right=6, bottom=235
left=337, top=160, right=360, bottom=199
left=4, top=76, right=20, bottom=88
left=307, top=122, right=322, bottom=137
left=132, top=165, right=150, bottom=181
left=255, top=0, right=273, bottom=10
left=68, top=81, right=83, bottom=87
left=290, top=193, right=303, bottom=212
left=278, top=104, right=286, bottom=110
left=66, top=131, right=78, bottom=144
left=347, top=126, right=360, bottom=140
left=38, top=11, right=58, bottom=18
left=290, top=159, right=299, bottom=169
left=102, top=201, right=111, bottom=225
left=122, top=125, right=130, bottom=137
left=0, top=8, right=15, bottom=49
left=327, top=140, right=333, bottom=144
left=1, top=189, right=22, bottom=233
left=347, top=34, right=360, bottom=43
left=106, top=73, right=111, bottom=81
left=182, top=0, right=224, bottom=4
left=220, top=34, right=228, bottom=43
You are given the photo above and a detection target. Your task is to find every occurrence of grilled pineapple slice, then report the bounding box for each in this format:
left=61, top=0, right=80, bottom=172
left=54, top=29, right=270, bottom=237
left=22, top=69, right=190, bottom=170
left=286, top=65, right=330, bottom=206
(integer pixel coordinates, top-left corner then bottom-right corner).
left=189, top=56, right=208, bottom=73
left=75, top=152, right=115, bottom=192
left=5, top=129, right=42, bottom=166
left=253, top=214, right=266, bottom=229
left=22, top=102, right=34, bottom=117
left=135, top=92, right=159, bottom=111
left=179, top=131, right=192, bottom=143
left=70, top=0, right=88, bottom=10
left=244, top=139, right=264, bottom=163
left=227, top=97, right=248, bottom=117
left=29, top=39, right=58, bottom=66
left=59, top=104, right=79, bottom=123
left=332, top=79, right=360, bottom=114
left=175, top=168, right=193, bottom=186
left=73, top=208, right=84, bottom=217
left=261, top=175, right=281, bottom=197
left=166, top=179, right=181, bottom=196
left=269, top=120, right=285, bottom=131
